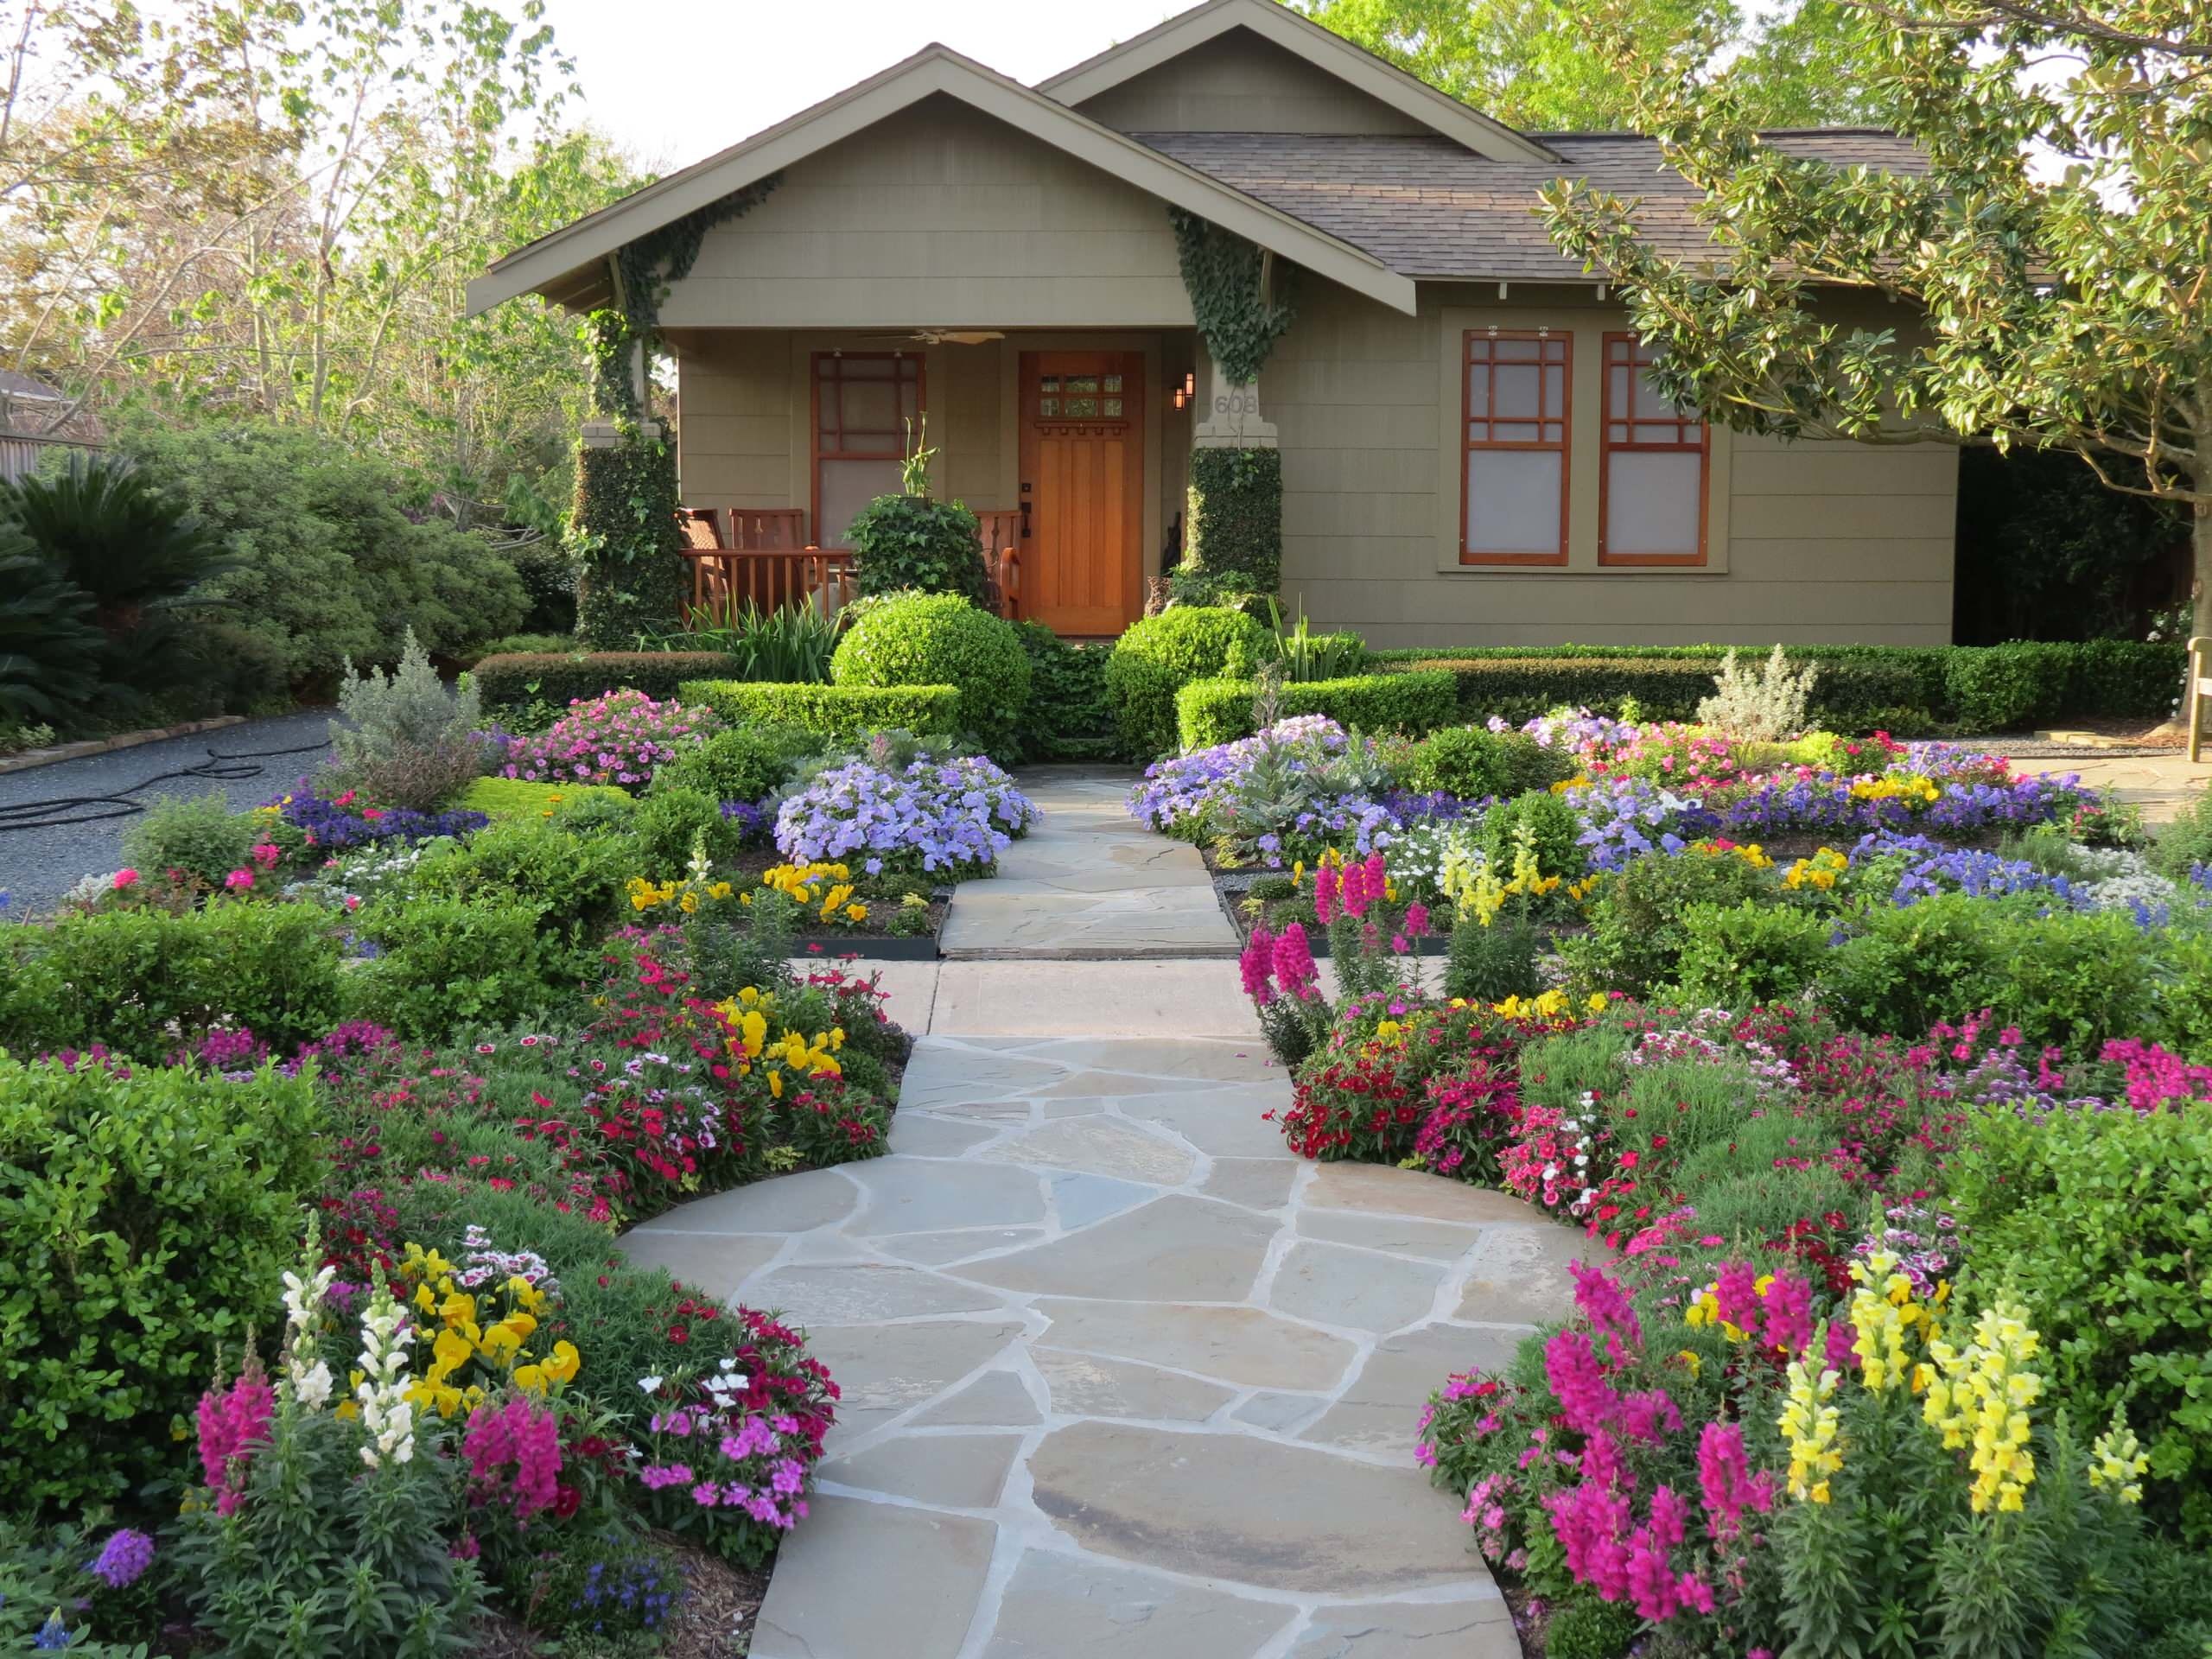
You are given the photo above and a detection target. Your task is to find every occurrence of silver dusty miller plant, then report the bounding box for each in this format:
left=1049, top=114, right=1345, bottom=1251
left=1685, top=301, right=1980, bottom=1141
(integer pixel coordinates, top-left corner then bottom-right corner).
left=1696, top=645, right=1818, bottom=741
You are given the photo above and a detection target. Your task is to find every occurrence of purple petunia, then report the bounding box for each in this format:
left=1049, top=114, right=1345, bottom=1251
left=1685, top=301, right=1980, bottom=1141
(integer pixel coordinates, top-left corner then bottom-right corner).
left=86, top=1528, right=155, bottom=1589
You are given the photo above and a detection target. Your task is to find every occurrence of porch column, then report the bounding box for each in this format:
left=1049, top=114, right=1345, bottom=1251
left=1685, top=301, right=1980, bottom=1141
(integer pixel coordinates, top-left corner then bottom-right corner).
left=1190, top=339, right=1277, bottom=449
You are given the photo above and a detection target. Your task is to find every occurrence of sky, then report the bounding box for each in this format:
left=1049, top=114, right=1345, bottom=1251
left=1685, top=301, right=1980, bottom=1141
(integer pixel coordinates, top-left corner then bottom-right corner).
left=531, top=0, right=1201, bottom=173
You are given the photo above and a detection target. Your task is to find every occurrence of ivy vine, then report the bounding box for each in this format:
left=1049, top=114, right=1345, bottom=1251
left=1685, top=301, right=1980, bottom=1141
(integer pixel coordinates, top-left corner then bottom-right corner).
left=1168, top=208, right=1298, bottom=386
left=584, top=173, right=785, bottom=420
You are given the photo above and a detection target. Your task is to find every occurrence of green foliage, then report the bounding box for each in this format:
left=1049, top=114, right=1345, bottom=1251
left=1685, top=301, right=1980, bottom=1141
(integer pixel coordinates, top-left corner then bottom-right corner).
left=1167, top=212, right=1297, bottom=386
left=572, top=431, right=685, bottom=649
left=1445, top=914, right=1542, bottom=1001
left=0, top=1054, right=321, bottom=1510
left=0, top=528, right=103, bottom=725
left=651, top=724, right=822, bottom=804
left=1542, top=1594, right=1640, bottom=1659
left=1184, top=446, right=1284, bottom=594
left=1395, top=724, right=1567, bottom=799
left=404, top=817, right=636, bottom=982
left=845, top=494, right=989, bottom=604
left=1479, top=789, right=1585, bottom=882
left=830, top=593, right=1032, bottom=759
left=1673, top=898, right=1832, bottom=1005
left=0, top=1518, right=153, bottom=1656
left=346, top=899, right=555, bottom=1041
left=1016, top=622, right=1116, bottom=760
left=1942, top=642, right=2067, bottom=733
left=678, top=679, right=963, bottom=745
left=631, top=784, right=743, bottom=869
left=1105, top=607, right=1274, bottom=759
left=2152, top=788, right=2212, bottom=880
left=471, top=649, right=743, bottom=713
left=1561, top=847, right=1780, bottom=995
left=455, top=775, right=635, bottom=822
left=115, top=420, right=530, bottom=687
left=1293, top=0, right=1880, bottom=129
left=329, top=627, right=482, bottom=811
left=0, top=902, right=345, bottom=1058
left=179, top=1388, right=482, bottom=1658
left=1175, top=670, right=1459, bottom=748
left=119, top=791, right=264, bottom=887
left=1949, top=1099, right=2212, bottom=1540
left=1227, top=599, right=1365, bottom=683
left=674, top=597, right=842, bottom=683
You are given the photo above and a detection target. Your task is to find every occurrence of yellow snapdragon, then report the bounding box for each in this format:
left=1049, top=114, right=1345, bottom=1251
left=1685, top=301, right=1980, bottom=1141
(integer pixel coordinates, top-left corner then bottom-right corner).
left=1923, top=1300, right=2042, bottom=1513
left=1780, top=1354, right=1845, bottom=1503
left=2088, top=1411, right=2149, bottom=1505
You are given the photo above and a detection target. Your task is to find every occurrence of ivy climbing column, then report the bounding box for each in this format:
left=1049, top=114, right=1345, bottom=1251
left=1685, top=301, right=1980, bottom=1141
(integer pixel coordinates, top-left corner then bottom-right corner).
left=1168, top=209, right=1296, bottom=598
left=569, top=175, right=781, bottom=647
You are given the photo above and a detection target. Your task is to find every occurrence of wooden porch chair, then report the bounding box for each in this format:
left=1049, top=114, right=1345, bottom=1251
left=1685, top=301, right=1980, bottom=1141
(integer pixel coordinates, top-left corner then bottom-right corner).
left=975, top=509, right=1022, bottom=621
left=2189, top=637, right=2212, bottom=762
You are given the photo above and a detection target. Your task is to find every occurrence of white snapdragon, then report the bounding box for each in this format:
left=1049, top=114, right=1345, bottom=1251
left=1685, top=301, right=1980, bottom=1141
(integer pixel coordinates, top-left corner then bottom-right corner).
left=354, top=1281, right=416, bottom=1468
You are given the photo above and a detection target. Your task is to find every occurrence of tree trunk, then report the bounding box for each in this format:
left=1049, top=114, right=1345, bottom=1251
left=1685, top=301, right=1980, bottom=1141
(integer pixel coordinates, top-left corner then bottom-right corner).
left=2195, top=499, right=2212, bottom=642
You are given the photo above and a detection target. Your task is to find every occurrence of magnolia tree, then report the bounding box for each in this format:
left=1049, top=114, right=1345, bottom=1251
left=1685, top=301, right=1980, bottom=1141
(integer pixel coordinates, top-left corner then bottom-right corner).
left=1540, top=0, right=2212, bottom=635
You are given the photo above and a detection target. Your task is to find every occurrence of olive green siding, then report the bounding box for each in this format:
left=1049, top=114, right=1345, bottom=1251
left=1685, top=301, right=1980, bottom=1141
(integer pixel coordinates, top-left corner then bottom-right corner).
left=1070, top=29, right=1433, bottom=136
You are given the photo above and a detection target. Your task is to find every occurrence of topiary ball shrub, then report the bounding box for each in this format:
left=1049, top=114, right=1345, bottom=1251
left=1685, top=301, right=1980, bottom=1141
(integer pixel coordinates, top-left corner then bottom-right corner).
left=1478, top=788, right=1586, bottom=881
left=846, top=495, right=988, bottom=605
left=830, top=593, right=1031, bottom=760
left=1104, top=606, right=1271, bottom=760
left=1400, top=725, right=1563, bottom=801
left=651, top=724, right=822, bottom=807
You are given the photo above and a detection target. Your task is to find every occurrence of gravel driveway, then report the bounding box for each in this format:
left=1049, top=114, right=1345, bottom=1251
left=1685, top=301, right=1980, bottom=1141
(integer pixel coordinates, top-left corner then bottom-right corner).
left=0, top=709, right=337, bottom=918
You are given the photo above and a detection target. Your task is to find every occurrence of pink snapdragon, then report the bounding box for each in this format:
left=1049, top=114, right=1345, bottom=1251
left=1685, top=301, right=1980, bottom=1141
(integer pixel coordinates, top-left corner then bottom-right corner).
left=1272, top=922, right=1319, bottom=1001
left=111, top=868, right=139, bottom=890
left=463, top=1396, right=563, bottom=1520
left=1695, top=1421, right=1775, bottom=1542
left=1239, top=923, right=1275, bottom=1004
left=196, top=1359, right=276, bottom=1516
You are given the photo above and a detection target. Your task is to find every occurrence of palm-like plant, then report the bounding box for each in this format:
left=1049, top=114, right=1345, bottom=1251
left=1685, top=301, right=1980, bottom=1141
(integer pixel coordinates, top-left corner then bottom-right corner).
left=0, top=527, right=102, bottom=723
left=0, top=454, right=231, bottom=636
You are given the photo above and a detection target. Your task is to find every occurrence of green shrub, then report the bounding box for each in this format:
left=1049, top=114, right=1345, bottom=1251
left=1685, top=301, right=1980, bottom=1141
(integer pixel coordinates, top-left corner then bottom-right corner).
left=1396, top=725, right=1565, bottom=799
left=472, top=650, right=742, bottom=713
left=1479, top=789, right=1586, bottom=881
left=0, top=1053, right=321, bottom=1509
left=346, top=899, right=554, bottom=1041
left=2152, top=787, right=2212, bottom=879
left=2152, top=930, right=2212, bottom=1063
left=0, top=527, right=102, bottom=727
left=1673, top=899, right=1832, bottom=1005
left=404, top=818, right=636, bottom=982
left=1560, top=847, right=1784, bottom=996
left=455, top=775, right=635, bottom=822
left=1184, top=446, right=1282, bottom=593
left=678, top=597, right=841, bottom=683
left=1174, top=670, right=1459, bottom=749
left=678, top=679, right=962, bottom=745
left=1445, top=915, right=1541, bottom=1001
left=846, top=494, right=988, bottom=603
left=830, top=593, right=1031, bottom=758
left=651, top=724, right=821, bottom=804
left=1017, top=622, right=1116, bottom=760
left=1105, top=606, right=1272, bottom=759
left=1948, top=1098, right=2212, bottom=1540
left=631, top=784, right=742, bottom=869
left=114, top=417, right=528, bottom=685
left=328, top=627, right=481, bottom=810
left=119, top=791, right=263, bottom=886
left=0, top=903, right=345, bottom=1058
left=1942, top=641, right=2063, bottom=732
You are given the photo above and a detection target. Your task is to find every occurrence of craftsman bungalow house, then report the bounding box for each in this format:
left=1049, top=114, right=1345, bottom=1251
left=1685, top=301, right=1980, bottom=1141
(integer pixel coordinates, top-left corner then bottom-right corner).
left=468, top=0, right=1951, bottom=645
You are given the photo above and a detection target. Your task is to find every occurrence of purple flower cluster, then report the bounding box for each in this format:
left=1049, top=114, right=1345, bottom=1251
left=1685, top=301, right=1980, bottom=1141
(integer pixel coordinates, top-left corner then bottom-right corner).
left=775, top=754, right=1040, bottom=874
left=1570, top=776, right=1721, bottom=873
left=503, top=690, right=720, bottom=789
left=718, top=798, right=768, bottom=842
left=86, top=1528, right=155, bottom=1590
left=1853, top=830, right=2082, bottom=909
left=1710, top=773, right=2075, bottom=840
left=1127, top=715, right=1349, bottom=833
left=278, top=785, right=486, bottom=850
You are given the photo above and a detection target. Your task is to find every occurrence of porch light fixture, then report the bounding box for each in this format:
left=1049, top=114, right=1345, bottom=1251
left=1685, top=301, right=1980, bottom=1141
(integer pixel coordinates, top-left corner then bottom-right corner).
left=1173, top=385, right=1187, bottom=410
left=1182, top=370, right=1196, bottom=397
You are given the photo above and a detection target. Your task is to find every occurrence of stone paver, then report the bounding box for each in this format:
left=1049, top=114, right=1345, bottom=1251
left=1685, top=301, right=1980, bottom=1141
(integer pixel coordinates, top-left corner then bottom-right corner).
left=2022, top=753, right=2207, bottom=827
left=641, top=768, right=1570, bottom=1659
left=938, top=771, right=1240, bottom=959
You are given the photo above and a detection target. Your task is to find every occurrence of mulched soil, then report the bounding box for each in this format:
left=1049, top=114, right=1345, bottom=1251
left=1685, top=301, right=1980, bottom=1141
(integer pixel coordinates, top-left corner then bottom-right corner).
left=470, top=1538, right=772, bottom=1658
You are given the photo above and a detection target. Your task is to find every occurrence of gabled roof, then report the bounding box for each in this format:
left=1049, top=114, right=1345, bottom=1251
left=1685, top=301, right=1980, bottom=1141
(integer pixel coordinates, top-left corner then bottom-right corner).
left=1040, top=0, right=1560, bottom=165
left=1137, top=130, right=1926, bottom=282
left=466, top=41, right=1418, bottom=318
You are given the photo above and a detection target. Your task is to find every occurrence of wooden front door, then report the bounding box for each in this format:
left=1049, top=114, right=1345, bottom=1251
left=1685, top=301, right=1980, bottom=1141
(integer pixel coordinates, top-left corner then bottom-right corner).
left=1019, top=351, right=1143, bottom=634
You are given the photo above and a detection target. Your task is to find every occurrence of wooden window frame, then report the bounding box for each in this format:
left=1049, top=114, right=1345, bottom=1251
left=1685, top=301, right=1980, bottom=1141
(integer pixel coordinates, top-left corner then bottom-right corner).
left=1459, top=327, right=1570, bottom=567
left=810, top=351, right=925, bottom=549
left=1599, top=332, right=1710, bottom=567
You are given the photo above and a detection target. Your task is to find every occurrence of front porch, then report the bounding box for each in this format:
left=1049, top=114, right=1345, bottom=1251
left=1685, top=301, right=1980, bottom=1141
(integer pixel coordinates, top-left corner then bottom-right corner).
left=667, top=327, right=1212, bottom=635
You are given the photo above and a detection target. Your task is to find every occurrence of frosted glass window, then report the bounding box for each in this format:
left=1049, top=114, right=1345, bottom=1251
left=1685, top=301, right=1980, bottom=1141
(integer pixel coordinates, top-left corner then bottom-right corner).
left=1466, top=451, right=1564, bottom=556
left=1599, top=334, right=1707, bottom=563
left=813, top=353, right=924, bottom=546
left=1606, top=452, right=1702, bottom=556
left=1461, top=330, right=1568, bottom=563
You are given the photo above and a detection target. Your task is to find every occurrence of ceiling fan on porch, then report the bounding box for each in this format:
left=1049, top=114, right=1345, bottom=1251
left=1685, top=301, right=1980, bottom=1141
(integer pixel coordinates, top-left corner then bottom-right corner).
left=857, top=328, right=1006, bottom=346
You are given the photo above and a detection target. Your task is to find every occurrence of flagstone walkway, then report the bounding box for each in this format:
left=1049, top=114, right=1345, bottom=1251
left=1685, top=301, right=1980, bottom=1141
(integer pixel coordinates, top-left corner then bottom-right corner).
left=625, top=770, right=1581, bottom=1658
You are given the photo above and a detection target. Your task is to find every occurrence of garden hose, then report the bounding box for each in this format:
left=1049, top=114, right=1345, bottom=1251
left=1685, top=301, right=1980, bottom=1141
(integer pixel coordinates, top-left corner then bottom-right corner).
left=0, top=739, right=334, bottom=833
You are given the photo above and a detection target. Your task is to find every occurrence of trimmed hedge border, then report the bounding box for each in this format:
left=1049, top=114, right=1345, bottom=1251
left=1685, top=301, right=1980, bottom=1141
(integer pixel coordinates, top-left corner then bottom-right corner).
left=1176, top=670, right=1459, bottom=749
left=1366, top=641, right=2183, bottom=733
left=473, top=651, right=743, bottom=713
left=678, top=680, right=962, bottom=744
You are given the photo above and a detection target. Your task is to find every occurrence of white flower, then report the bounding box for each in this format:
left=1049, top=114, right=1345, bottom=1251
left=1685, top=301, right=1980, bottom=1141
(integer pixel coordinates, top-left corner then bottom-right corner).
left=353, top=1281, right=416, bottom=1469
left=639, top=1375, right=664, bottom=1396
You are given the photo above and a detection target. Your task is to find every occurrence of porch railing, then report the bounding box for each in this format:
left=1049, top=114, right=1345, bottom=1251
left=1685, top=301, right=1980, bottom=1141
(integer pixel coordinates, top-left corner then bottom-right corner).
left=677, top=505, right=1021, bottom=623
